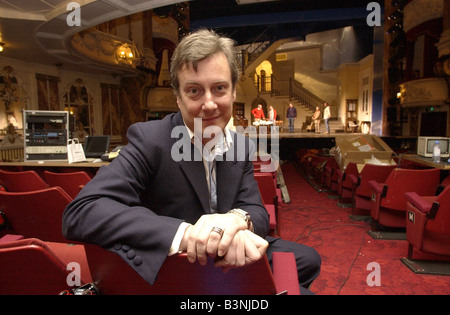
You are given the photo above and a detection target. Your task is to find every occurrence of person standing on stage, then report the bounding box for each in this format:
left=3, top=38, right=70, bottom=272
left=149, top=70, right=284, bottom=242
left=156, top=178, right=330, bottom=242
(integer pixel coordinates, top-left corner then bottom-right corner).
left=251, top=104, right=265, bottom=121
left=268, top=106, right=277, bottom=133
left=312, top=106, right=321, bottom=134
left=323, top=102, right=331, bottom=134
left=286, top=103, right=297, bottom=133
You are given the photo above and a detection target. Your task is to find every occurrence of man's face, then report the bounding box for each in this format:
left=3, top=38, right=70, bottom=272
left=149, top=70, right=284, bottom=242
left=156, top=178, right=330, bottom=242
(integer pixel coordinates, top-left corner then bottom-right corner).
left=176, top=52, right=236, bottom=142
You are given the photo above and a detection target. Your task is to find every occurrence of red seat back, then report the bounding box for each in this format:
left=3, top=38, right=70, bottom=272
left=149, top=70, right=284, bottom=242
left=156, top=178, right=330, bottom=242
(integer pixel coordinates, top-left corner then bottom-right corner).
left=254, top=173, right=277, bottom=205
left=0, top=187, right=73, bottom=243
left=43, top=171, right=91, bottom=199
left=356, top=164, right=396, bottom=197
left=340, top=162, right=359, bottom=189
left=441, top=175, right=450, bottom=187
left=0, top=169, right=48, bottom=192
left=0, top=238, right=74, bottom=295
left=325, top=158, right=339, bottom=180
left=84, top=244, right=280, bottom=295
left=426, top=185, right=450, bottom=236
left=405, top=185, right=450, bottom=258
left=382, top=168, right=441, bottom=211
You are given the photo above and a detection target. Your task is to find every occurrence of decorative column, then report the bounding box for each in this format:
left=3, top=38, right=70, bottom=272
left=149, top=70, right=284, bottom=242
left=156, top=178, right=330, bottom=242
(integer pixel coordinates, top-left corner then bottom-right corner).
left=435, top=0, right=450, bottom=104
left=435, top=0, right=450, bottom=135
left=382, top=0, right=407, bottom=136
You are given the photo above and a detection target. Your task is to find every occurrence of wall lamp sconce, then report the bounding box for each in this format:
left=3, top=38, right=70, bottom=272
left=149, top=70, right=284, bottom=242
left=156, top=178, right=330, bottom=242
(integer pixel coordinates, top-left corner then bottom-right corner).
left=116, top=43, right=135, bottom=65
left=0, top=43, right=5, bottom=53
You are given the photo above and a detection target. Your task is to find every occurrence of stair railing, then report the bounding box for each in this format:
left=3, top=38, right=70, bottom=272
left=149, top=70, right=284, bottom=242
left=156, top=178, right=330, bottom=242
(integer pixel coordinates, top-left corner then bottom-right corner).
left=236, top=25, right=278, bottom=72
left=290, top=78, right=325, bottom=112
left=268, top=75, right=325, bottom=112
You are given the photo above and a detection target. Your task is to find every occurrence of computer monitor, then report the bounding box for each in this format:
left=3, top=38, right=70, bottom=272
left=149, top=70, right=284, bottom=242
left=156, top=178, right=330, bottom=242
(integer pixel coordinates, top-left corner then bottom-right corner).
left=417, top=137, right=450, bottom=158
left=84, top=136, right=110, bottom=158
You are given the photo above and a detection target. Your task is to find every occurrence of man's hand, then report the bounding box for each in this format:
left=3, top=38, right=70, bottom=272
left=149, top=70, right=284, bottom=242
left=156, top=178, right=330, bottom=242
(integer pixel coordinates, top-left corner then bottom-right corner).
left=179, top=213, right=267, bottom=269
left=214, top=229, right=268, bottom=273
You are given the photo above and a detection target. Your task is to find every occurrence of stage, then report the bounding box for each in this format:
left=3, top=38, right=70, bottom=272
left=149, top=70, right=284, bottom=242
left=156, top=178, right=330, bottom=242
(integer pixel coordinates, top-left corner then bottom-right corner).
left=247, top=130, right=417, bottom=161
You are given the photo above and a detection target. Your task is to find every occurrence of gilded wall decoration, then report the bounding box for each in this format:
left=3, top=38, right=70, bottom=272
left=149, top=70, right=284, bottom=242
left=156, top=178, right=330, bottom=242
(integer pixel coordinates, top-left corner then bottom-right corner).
left=0, top=65, right=28, bottom=131
left=63, top=79, right=95, bottom=136
left=403, top=0, right=444, bottom=33
left=36, top=74, right=60, bottom=111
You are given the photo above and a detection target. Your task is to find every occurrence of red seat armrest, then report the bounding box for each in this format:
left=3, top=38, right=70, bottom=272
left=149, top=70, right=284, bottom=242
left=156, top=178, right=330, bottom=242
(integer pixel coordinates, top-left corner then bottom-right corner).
left=368, top=180, right=384, bottom=194
left=348, top=174, right=358, bottom=187
left=0, top=234, right=24, bottom=243
left=404, top=192, right=433, bottom=214
left=271, top=252, right=300, bottom=295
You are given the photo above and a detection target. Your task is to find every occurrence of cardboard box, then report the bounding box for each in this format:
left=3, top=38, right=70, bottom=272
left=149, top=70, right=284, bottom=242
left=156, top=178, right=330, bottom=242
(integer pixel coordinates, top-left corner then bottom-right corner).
left=333, top=135, right=395, bottom=171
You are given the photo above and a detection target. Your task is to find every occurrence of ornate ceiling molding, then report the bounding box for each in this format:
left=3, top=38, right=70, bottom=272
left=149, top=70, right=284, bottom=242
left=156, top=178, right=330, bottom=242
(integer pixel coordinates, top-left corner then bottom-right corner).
left=32, top=0, right=185, bottom=74
left=403, top=0, right=444, bottom=33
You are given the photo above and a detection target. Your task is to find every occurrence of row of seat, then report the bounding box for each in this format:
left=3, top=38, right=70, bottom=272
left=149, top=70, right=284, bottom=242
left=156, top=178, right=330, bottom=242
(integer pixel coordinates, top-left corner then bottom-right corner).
left=0, top=169, right=92, bottom=198
left=298, top=149, right=450, bottom=260
left=0, top=235, right=299, bottom=295
left=253, top=158, right=283, bottom=236
left=0, top=163, right=283, bottom=243
left=0, top=164, right=299, bottom=295
left=0, top=169, right=92, bottom=243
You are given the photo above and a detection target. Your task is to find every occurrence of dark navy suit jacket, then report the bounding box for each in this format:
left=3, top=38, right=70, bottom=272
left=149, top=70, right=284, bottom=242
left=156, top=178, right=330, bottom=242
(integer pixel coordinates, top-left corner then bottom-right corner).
left=62, top=111, right=270, bottom=285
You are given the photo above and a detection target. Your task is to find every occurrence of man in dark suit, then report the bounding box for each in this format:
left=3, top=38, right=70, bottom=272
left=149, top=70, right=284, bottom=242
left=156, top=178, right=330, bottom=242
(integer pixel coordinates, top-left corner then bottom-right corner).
left=62, top=29, right=320, bottom=294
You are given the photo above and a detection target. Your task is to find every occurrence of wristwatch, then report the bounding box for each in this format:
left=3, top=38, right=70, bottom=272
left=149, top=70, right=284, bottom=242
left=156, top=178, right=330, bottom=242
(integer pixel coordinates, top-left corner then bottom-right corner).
left=228, top=208, right=252, bottom=230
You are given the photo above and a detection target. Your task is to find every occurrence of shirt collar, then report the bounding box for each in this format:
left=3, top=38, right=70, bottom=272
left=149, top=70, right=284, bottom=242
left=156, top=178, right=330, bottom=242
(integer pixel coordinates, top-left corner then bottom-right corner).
left=185, top=122, right=233, bottom=159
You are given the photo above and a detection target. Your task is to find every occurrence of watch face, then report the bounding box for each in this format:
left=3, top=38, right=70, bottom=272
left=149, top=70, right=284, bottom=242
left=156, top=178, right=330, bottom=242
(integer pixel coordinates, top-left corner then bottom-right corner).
left=230, top=209, right=249, bottom=221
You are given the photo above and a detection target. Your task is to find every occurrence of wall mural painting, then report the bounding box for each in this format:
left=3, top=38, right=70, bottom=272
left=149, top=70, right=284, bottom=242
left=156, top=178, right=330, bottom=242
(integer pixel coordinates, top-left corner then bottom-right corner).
left=63, top=78, right=95, bottom=140
left=0, top=65, right=27, bottom=136
left=36, top=74, right=60, bottom=112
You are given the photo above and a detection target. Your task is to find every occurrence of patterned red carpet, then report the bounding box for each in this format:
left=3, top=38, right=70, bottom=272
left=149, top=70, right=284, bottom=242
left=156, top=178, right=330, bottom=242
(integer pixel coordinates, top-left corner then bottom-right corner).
left=279, top=162, right=450, bottom=295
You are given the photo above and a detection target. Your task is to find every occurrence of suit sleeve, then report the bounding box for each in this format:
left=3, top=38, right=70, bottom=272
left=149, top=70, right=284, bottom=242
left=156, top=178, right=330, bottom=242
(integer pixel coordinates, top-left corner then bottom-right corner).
left=228, top=135, right=270, bottom=238
left=237, top=159, right=270, bottom=238
left=62, top=122, right=183, bottom=285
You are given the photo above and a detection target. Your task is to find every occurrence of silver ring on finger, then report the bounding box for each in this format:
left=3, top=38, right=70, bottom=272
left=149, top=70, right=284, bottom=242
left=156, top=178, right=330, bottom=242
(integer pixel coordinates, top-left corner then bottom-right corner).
left=211, top=226, right=224, bottom=237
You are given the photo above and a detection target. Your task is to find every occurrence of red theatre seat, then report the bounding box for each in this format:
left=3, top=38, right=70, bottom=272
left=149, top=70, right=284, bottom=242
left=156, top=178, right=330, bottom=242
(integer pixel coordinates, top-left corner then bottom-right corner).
left=0, top=238, right=91, bottom=295
left=405, top=185, right=450, bottom=259
left=441, top=175, right=450, bottom=188
left=314, top=156, right=334, bottom=187
left=0, top=187, right=74, bottom=243
left=264, top=202, right=278, bottom=234
left=82, top=244, right=300, bottom=295
left=254, top=172, right=282, bottom=207
left=336, top=162, right=359, bottom=203
left=323, top=158, right=339, bottom=192
left=368, top=168, right=441, bottom=228
left=349, top=164, right=397, bottom=215
left=254, top=172, right=282, bottom=234
left=43, top=170, right=92, bottom=199
left=0, top=169, right=49, bottom=192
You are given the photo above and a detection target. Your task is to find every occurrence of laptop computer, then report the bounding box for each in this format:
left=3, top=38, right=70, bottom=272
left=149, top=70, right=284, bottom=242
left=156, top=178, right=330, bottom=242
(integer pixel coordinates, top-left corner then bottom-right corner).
left=83, top=136, right=110, bottom=158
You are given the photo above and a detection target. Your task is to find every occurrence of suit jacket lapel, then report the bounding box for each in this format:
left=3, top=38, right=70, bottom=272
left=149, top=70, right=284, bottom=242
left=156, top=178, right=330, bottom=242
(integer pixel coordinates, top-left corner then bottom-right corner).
left=216, top=156, right=239, bottom=213
left=171, top=113, right=211, bottom=213
left=179, top=157, right=211, bottom=213
left=171, top=111, right=243, bottom=214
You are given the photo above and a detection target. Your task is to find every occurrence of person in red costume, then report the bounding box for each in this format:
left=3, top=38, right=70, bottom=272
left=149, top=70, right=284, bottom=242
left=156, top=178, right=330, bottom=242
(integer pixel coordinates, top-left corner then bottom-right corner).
left=251, top=104, right=265, bottom=121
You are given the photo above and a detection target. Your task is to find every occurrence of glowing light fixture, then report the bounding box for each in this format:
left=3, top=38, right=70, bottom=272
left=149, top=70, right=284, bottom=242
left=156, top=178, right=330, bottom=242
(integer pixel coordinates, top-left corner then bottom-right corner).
left=0, top=43, right=5, bottom=53
left=116, top=43, right=136, bottom=65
